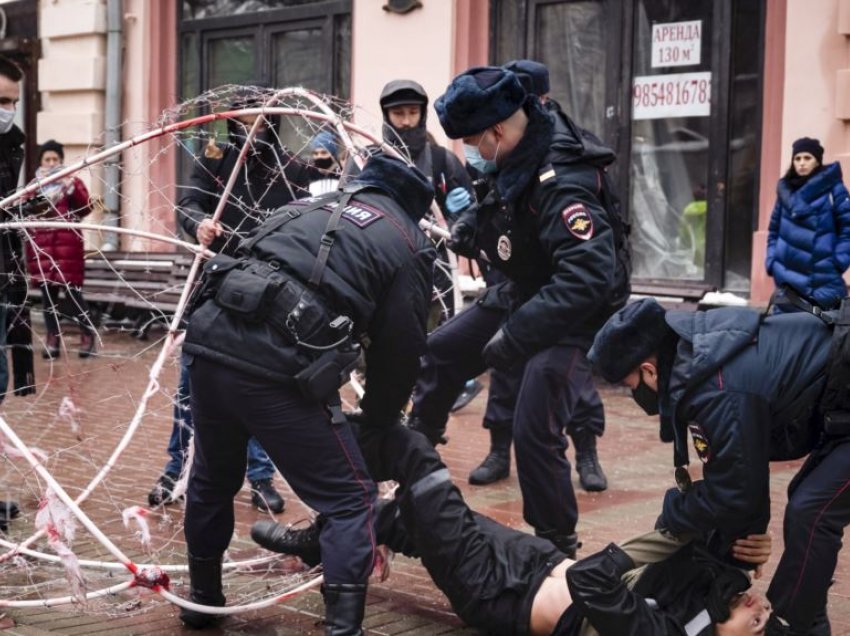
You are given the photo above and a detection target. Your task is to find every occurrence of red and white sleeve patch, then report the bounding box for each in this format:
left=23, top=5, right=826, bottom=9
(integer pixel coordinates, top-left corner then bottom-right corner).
left=562, top=203, right=594, bottom=240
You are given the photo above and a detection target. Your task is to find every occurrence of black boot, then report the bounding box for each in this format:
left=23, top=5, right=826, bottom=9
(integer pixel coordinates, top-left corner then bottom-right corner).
left=536, top=529, right=581, bottom=559
left=573, top=431, right=608, bottom=492
left=179, top=554, right=226, bottom=629
left=251, top=518, right=323, bottom=566
left=250, top=478, right=286, bottom=514
left=468, top=427, right=511, bottom=485
left=406, top=415, right=447, bottom=446
left=322, top=583, right=367, bottom=636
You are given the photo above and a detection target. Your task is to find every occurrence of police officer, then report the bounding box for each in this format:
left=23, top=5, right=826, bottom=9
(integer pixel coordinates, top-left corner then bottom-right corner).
left=178, top=153, right=436, bottom=634
left=148, top=91, right=310, bottom=512
left=461, top=59, right=610, bottom=491
left=588, top=297, right=850, bottom=635
left=408, top=66, right=626, bottom=557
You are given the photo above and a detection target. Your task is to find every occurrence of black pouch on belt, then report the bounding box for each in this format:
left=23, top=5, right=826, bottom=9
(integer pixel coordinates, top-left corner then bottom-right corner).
left=214, top=262, right=281, bottom=323
left=295, top=344, right=361, bottom=402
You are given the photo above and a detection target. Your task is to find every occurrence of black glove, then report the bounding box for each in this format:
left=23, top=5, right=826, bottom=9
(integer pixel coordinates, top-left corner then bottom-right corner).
left=447, top=208, right=478, bottom=259
left=764, top=615, right=792, bottom=636
left=482, top=327, right=523, bottom=371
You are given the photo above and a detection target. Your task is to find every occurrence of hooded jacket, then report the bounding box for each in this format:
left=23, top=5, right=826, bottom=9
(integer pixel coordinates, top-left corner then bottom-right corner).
left=766, top=162, right=850, bottom=309
left=658, top=308, right=831, bottom=553
left=184, top=157, right=436, bottom=428
left=473, top=103, right=618, bottom=354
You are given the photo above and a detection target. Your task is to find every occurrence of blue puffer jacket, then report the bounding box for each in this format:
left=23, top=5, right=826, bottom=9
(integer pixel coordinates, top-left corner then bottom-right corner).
left=766, top=162, right=850, bottom=309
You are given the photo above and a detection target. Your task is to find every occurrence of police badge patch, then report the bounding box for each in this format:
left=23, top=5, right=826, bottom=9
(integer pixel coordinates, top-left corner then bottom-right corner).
left=497, top=235, right=512, bottom=261
left=562, top=203, right=594, bottom=240
left=688, top=423, right=712, bottom=463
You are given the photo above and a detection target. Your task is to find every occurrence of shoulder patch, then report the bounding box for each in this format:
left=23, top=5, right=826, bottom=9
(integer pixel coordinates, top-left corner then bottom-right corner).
left=688, top=423, right=712, bottom=463
left=562, top=203, right=594, bottom=240
left=341, top=202, right=384, bottom=228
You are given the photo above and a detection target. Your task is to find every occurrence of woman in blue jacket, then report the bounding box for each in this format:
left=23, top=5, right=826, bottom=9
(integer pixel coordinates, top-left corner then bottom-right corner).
left=766, top=137, right=850, bottom=309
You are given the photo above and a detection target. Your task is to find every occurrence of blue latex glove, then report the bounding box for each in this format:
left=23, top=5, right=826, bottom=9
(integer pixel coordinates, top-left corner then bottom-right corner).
left=445, top=187, right=472, bottom=215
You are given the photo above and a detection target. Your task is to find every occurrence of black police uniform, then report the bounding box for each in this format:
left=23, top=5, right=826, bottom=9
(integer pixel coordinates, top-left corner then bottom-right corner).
left=651, top=306, right=848, bottom=634
left=410, top=98, right=617, bottom=551
left=180, top=157, right=435, bottom=625
left=348, top=425, right=755, bottom=635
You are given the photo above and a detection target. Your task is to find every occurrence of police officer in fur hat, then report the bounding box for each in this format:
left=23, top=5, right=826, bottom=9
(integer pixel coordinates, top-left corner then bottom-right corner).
left=178, top=154, right=436, bottom=635
left=458, top=59, right=611, bottom=493
left=589, top=297, right=850, bottom=635
left=406, top=66, right=628, bottom=558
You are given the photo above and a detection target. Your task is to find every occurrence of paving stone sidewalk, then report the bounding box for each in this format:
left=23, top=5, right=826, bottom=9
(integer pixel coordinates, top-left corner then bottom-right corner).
left=0, top=331, right=847, bottom=634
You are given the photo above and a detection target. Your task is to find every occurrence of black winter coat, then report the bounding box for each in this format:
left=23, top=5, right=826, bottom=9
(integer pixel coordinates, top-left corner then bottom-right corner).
left=473, top=104, right=618, bottom=354
left=659, top=308, right=831, bottom=555
left=177, top=141, right=310, bottom=255
left=184, top=187, right=436, bottom=428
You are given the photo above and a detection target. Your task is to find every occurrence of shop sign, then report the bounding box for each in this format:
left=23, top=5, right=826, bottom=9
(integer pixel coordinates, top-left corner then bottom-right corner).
left=651, top=20, right=702, bottom=68
left=632, top=71, right=711, bottom=120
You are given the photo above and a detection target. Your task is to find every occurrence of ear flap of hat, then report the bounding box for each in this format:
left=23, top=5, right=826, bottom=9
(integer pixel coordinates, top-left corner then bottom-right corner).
left=352, top=154, right=434, bottom=221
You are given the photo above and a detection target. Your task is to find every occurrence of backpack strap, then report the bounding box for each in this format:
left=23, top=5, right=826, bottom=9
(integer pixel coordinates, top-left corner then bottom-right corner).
left=240, top=192, right=339, bottom=253
left=309, top=192, right=354, bottom=287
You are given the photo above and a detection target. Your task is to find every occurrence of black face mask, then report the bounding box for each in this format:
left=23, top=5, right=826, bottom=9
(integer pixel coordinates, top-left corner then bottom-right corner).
left=385, top=124, right=427, bottom=158
left=632, top=375, right=659, bottom=416
left=314, top=157, right=335, bottom=170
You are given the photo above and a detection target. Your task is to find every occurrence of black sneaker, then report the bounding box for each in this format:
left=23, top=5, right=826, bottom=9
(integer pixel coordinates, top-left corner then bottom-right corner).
left=251, top=519, right=322, bottom=566
left=147, top=472, right=180, bottom=507
left=468, top=451, right=510, bottom=485
left=250, top=479, right=285, bottom=514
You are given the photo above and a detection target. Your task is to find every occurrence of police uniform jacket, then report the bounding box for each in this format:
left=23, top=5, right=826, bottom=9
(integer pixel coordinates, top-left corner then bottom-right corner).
left=177, top=141, right=310, bottom=255
left=658, top=308, right=831, bottom=555
left=184, top=171, right=436, bottom=429
left=474, top=103, right=618, bottom=355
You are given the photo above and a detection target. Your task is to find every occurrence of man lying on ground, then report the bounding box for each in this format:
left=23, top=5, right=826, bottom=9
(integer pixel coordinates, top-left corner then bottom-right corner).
left=252, top=423, right=782, bottom=635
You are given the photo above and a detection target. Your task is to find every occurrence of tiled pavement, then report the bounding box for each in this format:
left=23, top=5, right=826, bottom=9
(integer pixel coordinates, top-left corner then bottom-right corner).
left=0, top=330, right=848, bottom=634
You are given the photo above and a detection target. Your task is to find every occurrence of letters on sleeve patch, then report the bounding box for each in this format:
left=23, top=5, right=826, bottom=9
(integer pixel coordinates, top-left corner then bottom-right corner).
left=341, top=203, right=384, bottom=228
left=562, top=203, right=594, bottom=240
left=688, top=422, right=712, bottom=463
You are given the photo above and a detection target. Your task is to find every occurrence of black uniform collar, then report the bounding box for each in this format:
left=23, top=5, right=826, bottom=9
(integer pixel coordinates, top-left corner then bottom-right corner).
left=493, top=99, right=554, bottom=204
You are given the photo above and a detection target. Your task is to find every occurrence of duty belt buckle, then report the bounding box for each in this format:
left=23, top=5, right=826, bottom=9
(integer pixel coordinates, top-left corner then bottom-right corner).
left=674, top=465, right=692, bottom=493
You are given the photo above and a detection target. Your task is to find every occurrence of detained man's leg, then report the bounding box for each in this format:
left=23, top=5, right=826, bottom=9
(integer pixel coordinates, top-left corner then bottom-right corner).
left=409, top=303, right=502, bottom=445
left=514, top=346, right=583, bottom=557
left=183, top=357, right=250, bottom=627
left=243, top=382, right=376, bottom=635
left=767, top=439, right=850, bottom=635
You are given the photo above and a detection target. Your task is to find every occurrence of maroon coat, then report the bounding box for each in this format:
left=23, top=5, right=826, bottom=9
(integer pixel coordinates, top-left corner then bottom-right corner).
left=25, top=176, right=91, bottom=287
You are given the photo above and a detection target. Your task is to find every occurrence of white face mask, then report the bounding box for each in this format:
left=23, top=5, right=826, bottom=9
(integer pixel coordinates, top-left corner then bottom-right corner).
left=0, top=108, right=15, bottom=134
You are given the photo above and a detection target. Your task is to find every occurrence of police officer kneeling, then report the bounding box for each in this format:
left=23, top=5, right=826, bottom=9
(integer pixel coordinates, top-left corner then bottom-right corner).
left=588, top=297, right=850, bottom=636
left=179, top=154, right=436, bottom=634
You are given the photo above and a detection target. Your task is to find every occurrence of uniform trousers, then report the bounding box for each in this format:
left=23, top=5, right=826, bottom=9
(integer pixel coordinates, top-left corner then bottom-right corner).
left=768, top=435, right=850, bottom=634
left=184, top=355, right=377, bottom=584
left=410, top=301, right=601, bottom=535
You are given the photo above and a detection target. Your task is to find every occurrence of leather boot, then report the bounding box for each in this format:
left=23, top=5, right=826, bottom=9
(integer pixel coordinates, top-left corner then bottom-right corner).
left=251, top=518, right=323, bottom=566
left=573, top=431, right=608, bottom=492
left=468, top=427, right=511, bottom=485
left=250, top=478, right=285, bottom=514
left=179, top=554, right=226, bottom=629
left=406, top=415, right=447, bottom=446
left=536, top=529, right=581, bottom=559
left=322, top=583, right=367, bottom=636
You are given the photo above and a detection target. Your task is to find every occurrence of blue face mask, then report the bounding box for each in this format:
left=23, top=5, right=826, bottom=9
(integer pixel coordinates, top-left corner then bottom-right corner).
left=463, top=141, right=499, bottom=175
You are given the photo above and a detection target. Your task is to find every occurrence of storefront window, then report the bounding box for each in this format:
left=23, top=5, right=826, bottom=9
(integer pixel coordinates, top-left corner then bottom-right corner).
left=182, top=0, right=323, bottom=20
left=534, top=2, right=606, bottom=138
left=629, top=1, right=713, bottom=280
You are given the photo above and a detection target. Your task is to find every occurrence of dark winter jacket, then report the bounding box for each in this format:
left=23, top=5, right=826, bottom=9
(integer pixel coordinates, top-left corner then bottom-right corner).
left=473, top=103, right=618, bottom=354
left=184, top=159, right=436, bottom=428
left=766, top=162, right=850, bottom=309
left=561, top=542, right=751, bottom=635
left=25, top=175, right=91, bottom=287
left=658, top=307, right=831, bottom=556
left=176, top=141, right=311, bottom=255
left=0, top=125, right=25, bottom=293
